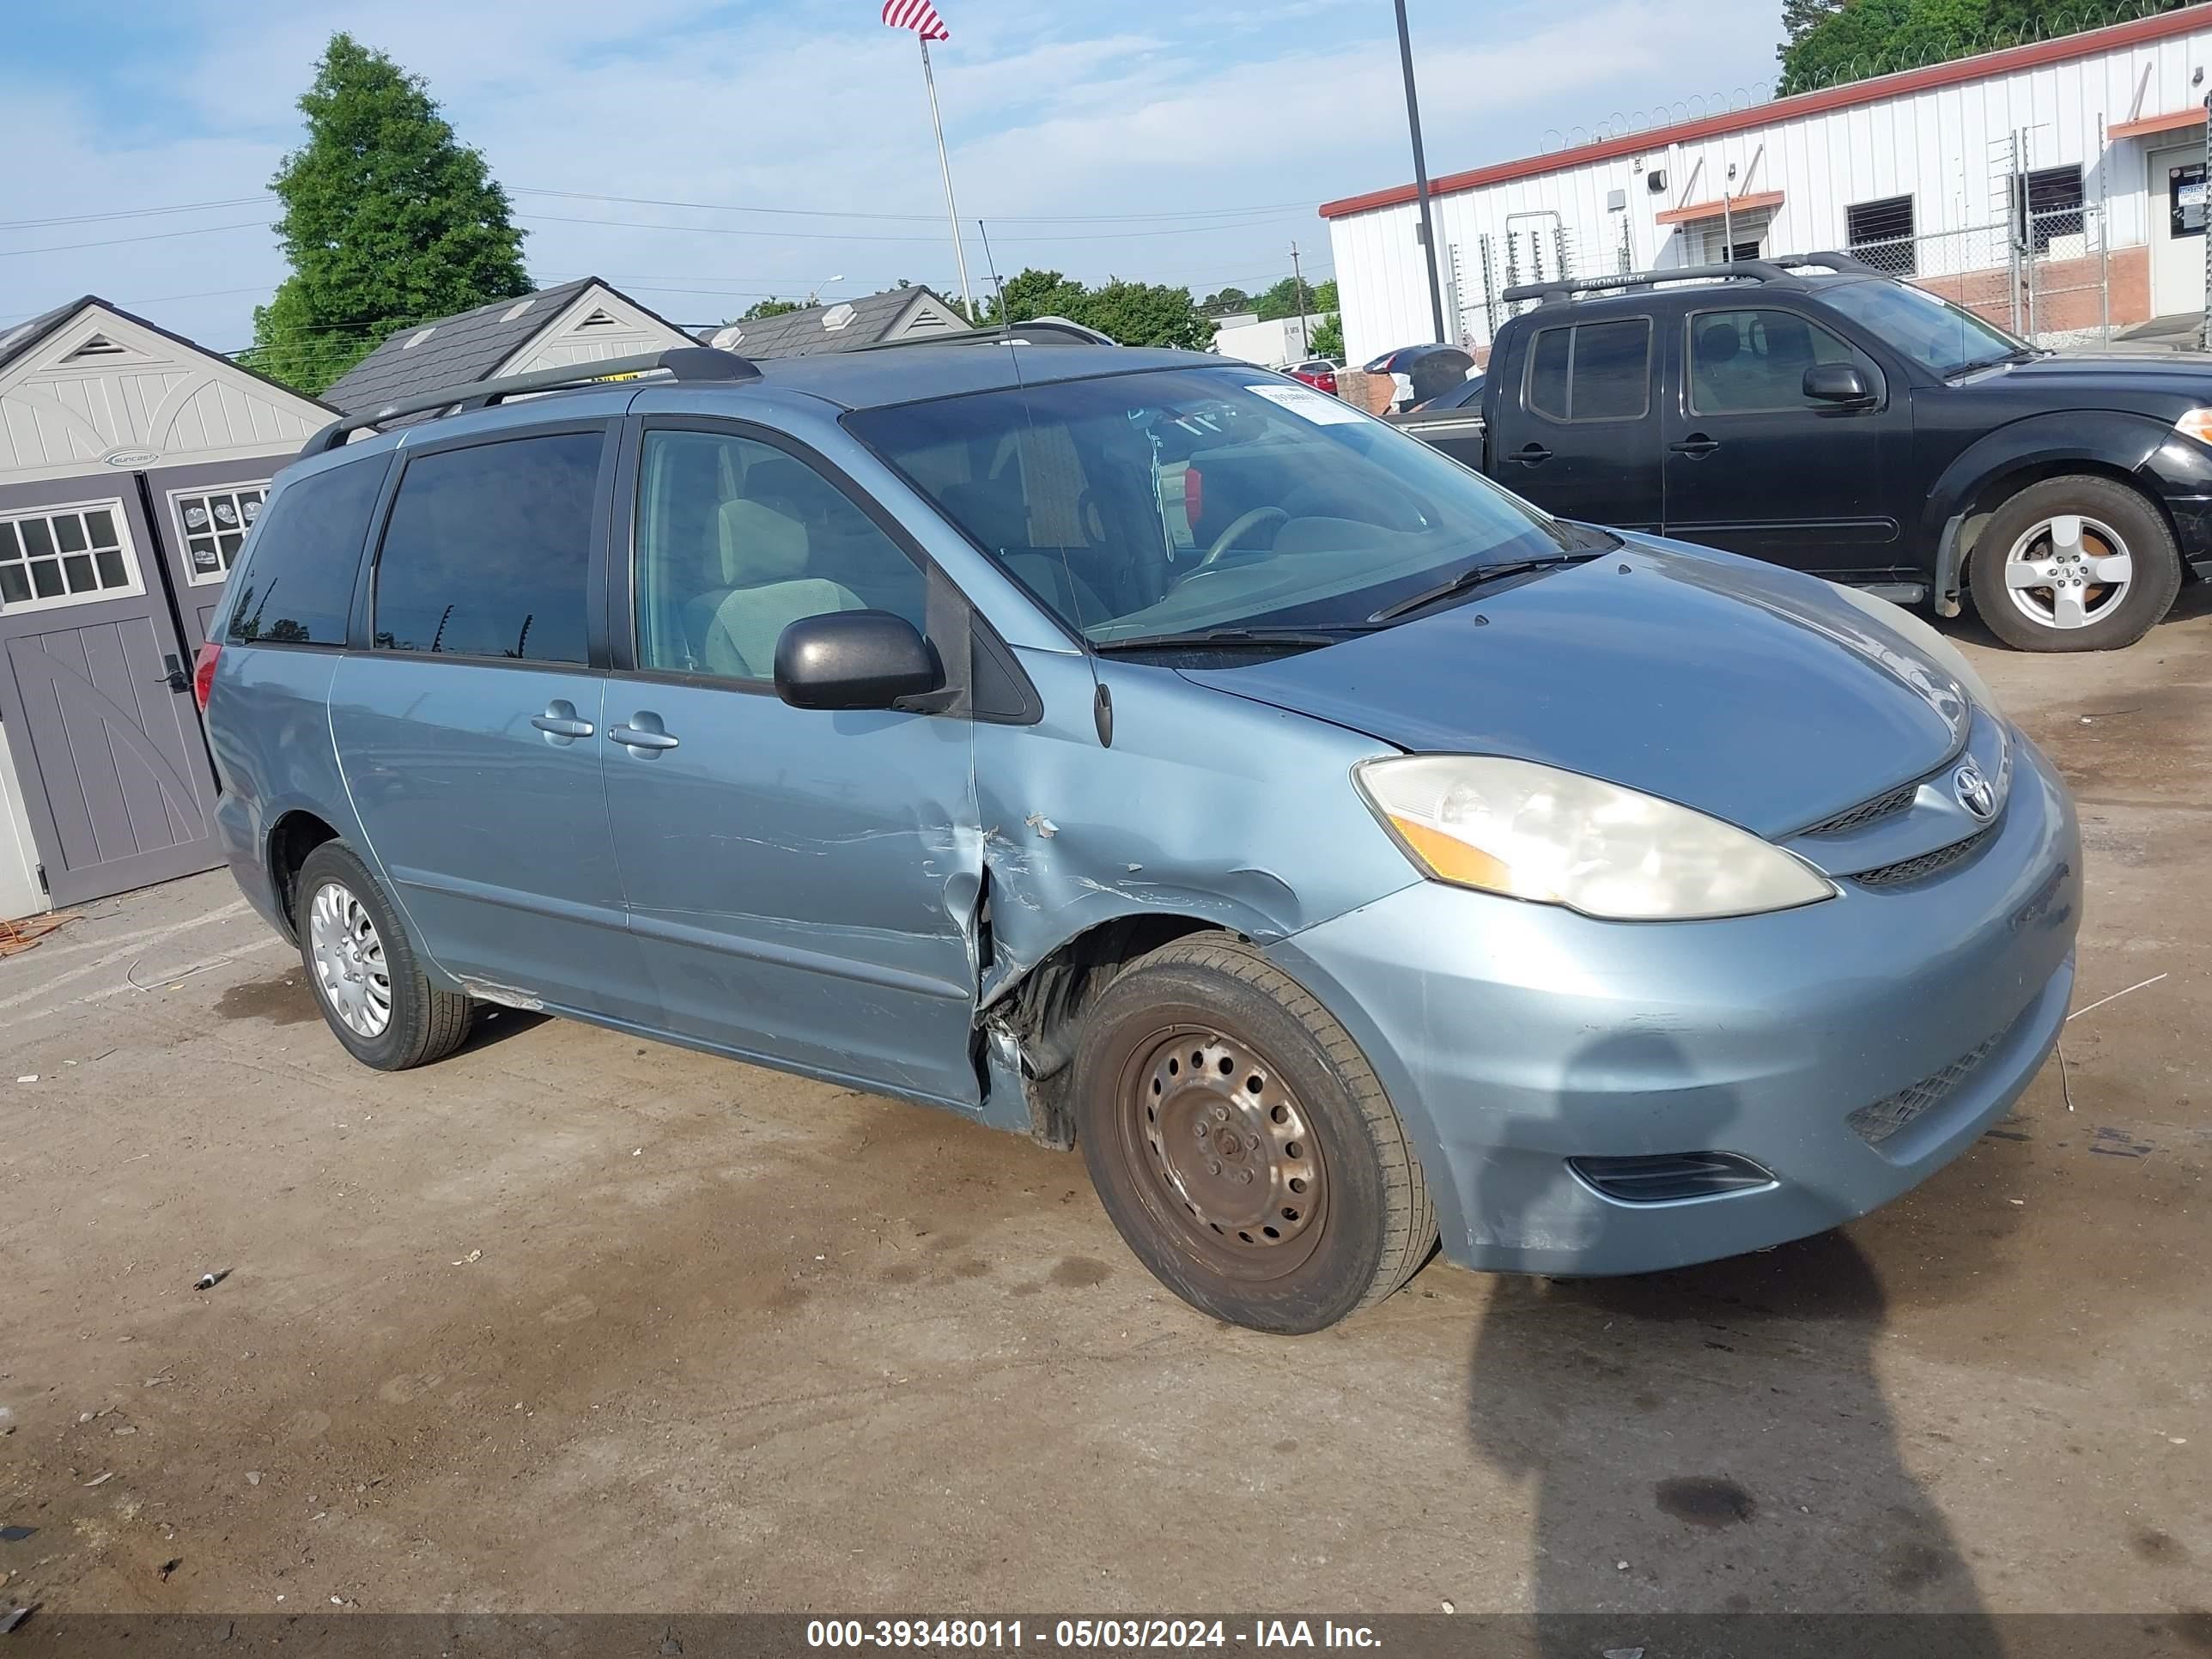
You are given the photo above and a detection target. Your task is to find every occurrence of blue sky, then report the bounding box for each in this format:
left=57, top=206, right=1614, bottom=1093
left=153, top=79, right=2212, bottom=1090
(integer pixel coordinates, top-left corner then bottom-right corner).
left=3, top=0, right=1787, bottom=351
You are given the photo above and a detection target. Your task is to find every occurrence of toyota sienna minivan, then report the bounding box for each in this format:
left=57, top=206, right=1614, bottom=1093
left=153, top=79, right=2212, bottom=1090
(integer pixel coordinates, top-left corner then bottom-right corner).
left=199, top=335, right=2081, bottom=1334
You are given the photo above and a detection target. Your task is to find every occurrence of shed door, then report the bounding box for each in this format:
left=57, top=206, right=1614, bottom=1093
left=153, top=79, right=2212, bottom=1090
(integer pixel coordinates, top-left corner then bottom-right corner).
left=0, top=476, right=222, bottom=906
left=146, top=459, right=274, bottom=647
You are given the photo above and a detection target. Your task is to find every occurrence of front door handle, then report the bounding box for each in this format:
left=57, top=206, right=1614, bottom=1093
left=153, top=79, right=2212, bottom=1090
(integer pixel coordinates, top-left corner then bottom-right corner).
left=611, top=714, right=680, bottom=755
left=1509, top=443, right=1553, bottom=465
left=531, top=700, right=595, bottom=744
left=1669, top=434, right=1722, bottom=458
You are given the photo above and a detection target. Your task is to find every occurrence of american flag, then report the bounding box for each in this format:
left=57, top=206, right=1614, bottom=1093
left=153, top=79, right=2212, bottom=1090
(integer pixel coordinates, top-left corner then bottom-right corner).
left=882, top=0, right=950, bottom=41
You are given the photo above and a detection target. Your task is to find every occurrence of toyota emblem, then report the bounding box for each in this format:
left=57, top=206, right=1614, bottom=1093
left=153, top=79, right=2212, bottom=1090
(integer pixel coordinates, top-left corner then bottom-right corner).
left=1954, top=762, right=1996, bottom=821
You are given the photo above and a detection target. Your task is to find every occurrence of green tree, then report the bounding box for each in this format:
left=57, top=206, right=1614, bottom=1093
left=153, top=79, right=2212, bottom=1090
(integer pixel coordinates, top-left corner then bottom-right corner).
left=248, top=33, right=532, bottom=393
left=1200, top=285, right=1252, bottom=315
left=1075, top=279, right=1212, bottom=350
left=1255, top=275, right=1322, bottom=322
left=1312, top=278, right=1340, bottom=312
left=987, top=267, right=1089, bottom=325
left=1308, top=314, right=1345, bottom=361
left=738, top=296, right=806, bottom=321
left=1778, top=0, right=2192, bottom=94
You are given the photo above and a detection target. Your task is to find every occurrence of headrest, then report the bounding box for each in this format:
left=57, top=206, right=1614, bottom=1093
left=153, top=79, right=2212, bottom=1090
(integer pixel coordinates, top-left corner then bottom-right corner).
left=717, top=498, right=809, bottom=586
left=1697, top=322, right=1741, bottom=366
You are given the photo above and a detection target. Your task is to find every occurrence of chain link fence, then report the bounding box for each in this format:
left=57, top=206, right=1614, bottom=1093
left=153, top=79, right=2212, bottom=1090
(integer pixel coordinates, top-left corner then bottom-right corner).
left=1843, top=204, right=2113, bottom=348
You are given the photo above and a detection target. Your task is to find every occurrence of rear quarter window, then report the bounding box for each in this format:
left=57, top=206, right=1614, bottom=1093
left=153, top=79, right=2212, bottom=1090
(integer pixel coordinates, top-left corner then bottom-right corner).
left=223, top=457, right=386, bottom=647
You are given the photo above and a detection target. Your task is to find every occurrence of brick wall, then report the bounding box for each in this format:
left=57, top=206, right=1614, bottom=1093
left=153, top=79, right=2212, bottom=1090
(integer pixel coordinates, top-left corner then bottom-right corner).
left=1915, top=244, right=2152, bottom=333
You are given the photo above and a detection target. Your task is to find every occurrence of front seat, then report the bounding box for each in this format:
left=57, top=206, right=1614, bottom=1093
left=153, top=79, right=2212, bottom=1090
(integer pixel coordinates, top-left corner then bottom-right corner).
left=1695, top=321, right=1743, bottom=410
left=702, top=498, right=866, bottom=680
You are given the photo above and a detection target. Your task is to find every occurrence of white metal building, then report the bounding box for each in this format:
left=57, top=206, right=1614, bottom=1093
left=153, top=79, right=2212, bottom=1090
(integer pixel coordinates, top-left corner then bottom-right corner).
left=1322, top=3, right=2212, bottom=364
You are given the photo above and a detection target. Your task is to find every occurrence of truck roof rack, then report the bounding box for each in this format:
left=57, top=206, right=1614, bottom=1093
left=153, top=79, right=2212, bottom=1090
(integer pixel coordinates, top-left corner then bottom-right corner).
left=852, top=315, right=1120, bottom=351
left=1501, top=250, right=1881, bottom=306
left=301, top=345, right=761, bottom=456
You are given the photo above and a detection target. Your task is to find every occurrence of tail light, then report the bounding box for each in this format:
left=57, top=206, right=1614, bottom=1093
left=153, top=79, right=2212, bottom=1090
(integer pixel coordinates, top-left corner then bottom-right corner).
left=191, top=641, right=222, bottom=712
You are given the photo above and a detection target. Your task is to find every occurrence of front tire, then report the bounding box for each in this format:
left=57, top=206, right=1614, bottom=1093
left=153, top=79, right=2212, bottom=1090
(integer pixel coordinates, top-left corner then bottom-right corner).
left=1966, top=475, right=2181, bottom=652
left=295, top=842, right=473, bottom=1072
left=1073, top=934, right=1436, bottom=1334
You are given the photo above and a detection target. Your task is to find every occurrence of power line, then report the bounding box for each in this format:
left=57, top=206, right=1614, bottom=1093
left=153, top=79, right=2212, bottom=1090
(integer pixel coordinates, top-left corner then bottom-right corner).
left=0, top=221, right=272, bottom=258
left=510, top=185, right=1318, bottom=226
left=0, top=197, right=270, bottom=232
left=516, top=210, right=1311, bottom=245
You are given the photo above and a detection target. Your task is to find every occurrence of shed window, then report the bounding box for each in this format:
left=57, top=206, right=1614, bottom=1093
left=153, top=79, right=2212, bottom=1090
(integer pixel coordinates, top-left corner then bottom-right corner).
left=0, top=505, right=142, bottom=613
left=1845, top=195, right=1916, bottom=276
left=173, top=484, right=268, bottom=586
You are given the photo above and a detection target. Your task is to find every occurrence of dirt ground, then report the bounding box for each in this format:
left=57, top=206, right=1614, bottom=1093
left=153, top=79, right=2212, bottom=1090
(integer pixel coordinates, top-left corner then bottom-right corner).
left=1, top=597, right=2206, bottom=1625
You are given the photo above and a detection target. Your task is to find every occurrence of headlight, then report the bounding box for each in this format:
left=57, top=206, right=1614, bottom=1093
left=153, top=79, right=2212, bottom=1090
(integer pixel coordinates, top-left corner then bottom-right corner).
left=1355, top=756, right=1836, bottom=921
left=2174, top=408, right=2212, bottom=447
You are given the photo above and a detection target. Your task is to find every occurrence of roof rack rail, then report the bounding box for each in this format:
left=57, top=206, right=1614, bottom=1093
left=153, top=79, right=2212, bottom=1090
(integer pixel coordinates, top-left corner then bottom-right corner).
left=1501, top=249, right=1881, bottom=306
left=301, top=345, right=760, bottom=456
left=853, top=314, right=1120, bottom=351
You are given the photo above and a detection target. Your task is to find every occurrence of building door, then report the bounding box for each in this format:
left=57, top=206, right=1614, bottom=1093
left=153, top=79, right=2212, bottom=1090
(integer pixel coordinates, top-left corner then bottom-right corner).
left=2149, top=143, right=2205, bottom=319
left=146, top=459, right=275, bottom=647
left=0, top=474, right=222, bottom=906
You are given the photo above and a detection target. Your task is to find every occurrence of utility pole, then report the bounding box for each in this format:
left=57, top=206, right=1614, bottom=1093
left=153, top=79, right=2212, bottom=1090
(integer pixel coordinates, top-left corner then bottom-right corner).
left=1393, top=0, right=1449, bottom=343
left=2200, top=88, right=2211, bottom=352
left=1290, top=241, right=1310, bottom=357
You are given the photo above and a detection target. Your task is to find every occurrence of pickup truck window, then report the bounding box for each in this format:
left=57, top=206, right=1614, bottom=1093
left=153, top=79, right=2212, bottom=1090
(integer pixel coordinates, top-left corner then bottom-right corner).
left=1812, top=277, right=2024, bottom=376
left=1686, top=308, right=1873, bottom=415
left=1525, top=318, right=1651, bottom=422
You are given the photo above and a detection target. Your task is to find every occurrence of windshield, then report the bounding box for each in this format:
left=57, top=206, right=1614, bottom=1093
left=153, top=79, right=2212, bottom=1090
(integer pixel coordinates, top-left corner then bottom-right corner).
left=844, top=366, right=1571, bottom=644
left=1818, top=277, right=2027, bottom=375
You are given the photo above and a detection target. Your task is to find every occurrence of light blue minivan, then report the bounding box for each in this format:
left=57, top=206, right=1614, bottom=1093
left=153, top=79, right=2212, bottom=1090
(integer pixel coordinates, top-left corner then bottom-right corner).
left=200, top=335, right=2080, bottom=1333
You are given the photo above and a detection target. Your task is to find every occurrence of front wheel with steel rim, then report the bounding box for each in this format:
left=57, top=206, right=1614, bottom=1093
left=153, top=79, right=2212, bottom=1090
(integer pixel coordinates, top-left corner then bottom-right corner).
left=292, top=841, right=474, bottom=1072
left=1967, top=474, right=2182, bottom=653
left=1075, top=934, right=1436, bottom=1334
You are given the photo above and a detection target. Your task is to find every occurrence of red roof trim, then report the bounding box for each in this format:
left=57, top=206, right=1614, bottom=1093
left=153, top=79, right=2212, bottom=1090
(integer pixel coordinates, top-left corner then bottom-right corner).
left=2109, top=104, right=2207, bottom=138
left=1654, top=188, right=1785, bottom=226
left=1318, top=3, right=2212, bottom=220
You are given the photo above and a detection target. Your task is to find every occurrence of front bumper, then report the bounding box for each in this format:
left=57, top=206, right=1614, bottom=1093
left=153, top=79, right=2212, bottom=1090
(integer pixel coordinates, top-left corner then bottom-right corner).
left=1270, top=732, right=2081, bottom=1276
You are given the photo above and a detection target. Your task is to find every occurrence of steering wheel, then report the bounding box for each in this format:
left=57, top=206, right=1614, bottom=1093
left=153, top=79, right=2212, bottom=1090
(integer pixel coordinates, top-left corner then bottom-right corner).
left=1197, top=506, right=1289, bottom=568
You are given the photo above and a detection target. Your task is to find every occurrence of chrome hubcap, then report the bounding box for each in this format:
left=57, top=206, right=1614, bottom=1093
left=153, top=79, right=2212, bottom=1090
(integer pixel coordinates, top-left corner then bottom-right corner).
left=2002, top=513, right=2132, bottom=631
left=308, top=881, right=392, bottom=1039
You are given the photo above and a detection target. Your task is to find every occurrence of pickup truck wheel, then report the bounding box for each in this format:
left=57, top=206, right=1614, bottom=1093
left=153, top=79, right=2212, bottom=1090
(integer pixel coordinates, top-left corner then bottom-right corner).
left=295, top=842, right=474, bottom=1072
left=1967, top=475, right=2181, bottom=652
left=1073, top=934, right=1436, bottom=1334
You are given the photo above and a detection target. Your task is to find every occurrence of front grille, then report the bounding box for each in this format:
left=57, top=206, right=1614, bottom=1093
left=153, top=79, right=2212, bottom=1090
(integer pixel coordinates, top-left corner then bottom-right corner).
left=1852, top=826, right=1992, bottom=888
left=1800, top=781, right=1917, bottom=838
left=1568, top=1151, right=1776, bottom=1204
left=1847, top=1031, right=2006, bottom=1146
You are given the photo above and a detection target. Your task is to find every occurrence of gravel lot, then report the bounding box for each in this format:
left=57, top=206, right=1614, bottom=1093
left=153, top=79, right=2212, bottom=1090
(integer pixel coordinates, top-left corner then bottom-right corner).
left=1, top=597, right=2206, bottom=1623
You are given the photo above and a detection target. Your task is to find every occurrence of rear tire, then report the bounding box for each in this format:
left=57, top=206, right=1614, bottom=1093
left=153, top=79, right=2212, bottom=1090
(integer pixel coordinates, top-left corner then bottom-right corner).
left=1073, top=934, right=1436, bottom=1334
left=1966, top=475, right=2181, bottom=652
left=294, top=842, right=473, bottom=1072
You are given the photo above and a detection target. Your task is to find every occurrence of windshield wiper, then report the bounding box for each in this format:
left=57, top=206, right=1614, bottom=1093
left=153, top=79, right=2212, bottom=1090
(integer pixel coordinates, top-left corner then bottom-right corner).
left=1090, top=625, right=1378, bottom=654
left=1367, top=553, right=1594, bottom=623
left=1948, top=345, right=2040, bottom=377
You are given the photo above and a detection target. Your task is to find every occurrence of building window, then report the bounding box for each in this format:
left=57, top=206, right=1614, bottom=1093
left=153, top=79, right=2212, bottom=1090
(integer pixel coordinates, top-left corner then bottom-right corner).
left=1845, top=195, right=1916, bottom=276
left=172, top=484, right=267, bottom=586
left=2015, top=166, right=2085, bottom=253
left=0, top=503, right=143, bottom=614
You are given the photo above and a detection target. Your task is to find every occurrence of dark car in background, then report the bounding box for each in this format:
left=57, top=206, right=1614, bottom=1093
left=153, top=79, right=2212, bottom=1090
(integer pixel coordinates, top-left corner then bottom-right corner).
left=1363, top=343, right=1476, bottom=410
left=1394, top=252, right=2212, bottom=651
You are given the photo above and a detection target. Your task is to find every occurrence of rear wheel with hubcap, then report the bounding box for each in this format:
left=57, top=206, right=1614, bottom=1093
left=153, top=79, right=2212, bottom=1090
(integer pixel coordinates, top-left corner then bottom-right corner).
left=294, top=841, right=474, bottom=1072
left=1967, top=474, right=2181, bottom=652
left=1075, top=934, right=1435, bottom=1334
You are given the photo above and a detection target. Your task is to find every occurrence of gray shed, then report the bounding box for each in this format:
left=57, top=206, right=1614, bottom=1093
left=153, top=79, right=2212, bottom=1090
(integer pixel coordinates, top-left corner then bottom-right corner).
left=700, top=286, right=970, bottom=358
left=324, top=278, right=695, bottom=415
left=0, top=297, right=333, bottom=916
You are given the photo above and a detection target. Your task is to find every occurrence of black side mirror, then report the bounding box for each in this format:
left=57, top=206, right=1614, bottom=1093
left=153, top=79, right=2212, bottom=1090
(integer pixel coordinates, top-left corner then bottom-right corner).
left=1803, top=363, right=1873, bottom=404
left=774, top=611, right=940, bottom=710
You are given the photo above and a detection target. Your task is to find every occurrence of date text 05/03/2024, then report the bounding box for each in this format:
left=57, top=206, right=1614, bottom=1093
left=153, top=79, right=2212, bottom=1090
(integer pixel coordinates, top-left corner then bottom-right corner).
left=805, top=1620, right=1383, bottom=1650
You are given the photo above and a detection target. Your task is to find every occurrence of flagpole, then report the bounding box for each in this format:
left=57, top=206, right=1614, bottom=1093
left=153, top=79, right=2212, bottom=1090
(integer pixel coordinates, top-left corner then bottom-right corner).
left=918, top=36, right=977, bottom=321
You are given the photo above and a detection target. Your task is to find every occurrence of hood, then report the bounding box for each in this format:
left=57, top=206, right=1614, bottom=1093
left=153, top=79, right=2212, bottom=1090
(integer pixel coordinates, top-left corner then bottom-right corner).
left=1965, top=351, right=2212, bottom=401
left=1181, top=542, right=1971, bottom=839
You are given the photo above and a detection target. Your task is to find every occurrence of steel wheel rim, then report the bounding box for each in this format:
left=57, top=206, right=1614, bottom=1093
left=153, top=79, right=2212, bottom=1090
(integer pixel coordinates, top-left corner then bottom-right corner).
left=2002, top=513, right=2133, bottom=631
left=308, top=881, right=392, bottom=1039
left=1117, top=1024, right=1328, bottom=1282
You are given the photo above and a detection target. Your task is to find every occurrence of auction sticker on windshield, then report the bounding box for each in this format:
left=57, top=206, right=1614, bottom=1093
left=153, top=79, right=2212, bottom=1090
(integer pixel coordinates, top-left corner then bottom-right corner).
left=1246, top=383, right=1364, bottom=425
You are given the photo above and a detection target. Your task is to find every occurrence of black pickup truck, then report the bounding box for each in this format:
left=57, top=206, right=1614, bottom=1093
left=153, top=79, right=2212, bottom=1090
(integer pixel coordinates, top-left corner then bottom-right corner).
left=1394, top=252, right=2212, bottom=650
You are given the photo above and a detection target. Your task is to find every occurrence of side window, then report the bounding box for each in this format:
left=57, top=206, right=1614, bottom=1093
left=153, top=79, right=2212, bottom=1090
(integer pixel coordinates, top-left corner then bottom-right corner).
left=1524, top=319, right=1650, bottom=422
left=224, top=460, right=383, bottom=646
left=372, top=432, right=602, bottom=663
left=1688, top=309, right=1874, bottom=415
left=173, top=483, right=267, bottom=585
left=634, top=428, right=926, bottom=681
left=1528, top=327, right=1571, bottom=421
